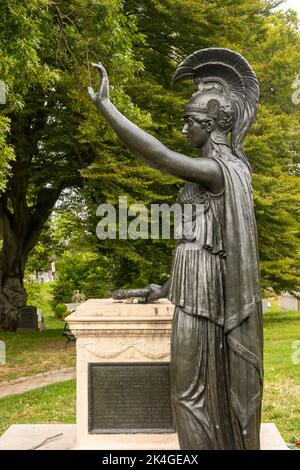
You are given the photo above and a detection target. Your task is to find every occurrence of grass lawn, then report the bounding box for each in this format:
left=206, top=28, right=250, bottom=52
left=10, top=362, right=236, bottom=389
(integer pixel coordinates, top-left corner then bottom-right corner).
left=0, top=308, right=299, bottom=445
left=0, top=380, right=76, bottom=435
left=0, top=328, right=76, bottom=382
left=262, top=310, right=300, bottom=442
left=0, top=283, right=75, bottom=382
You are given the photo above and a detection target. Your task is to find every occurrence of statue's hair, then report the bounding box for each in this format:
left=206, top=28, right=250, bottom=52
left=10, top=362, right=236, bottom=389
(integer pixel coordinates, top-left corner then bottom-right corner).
left=172, top=48, right=260, bottom=171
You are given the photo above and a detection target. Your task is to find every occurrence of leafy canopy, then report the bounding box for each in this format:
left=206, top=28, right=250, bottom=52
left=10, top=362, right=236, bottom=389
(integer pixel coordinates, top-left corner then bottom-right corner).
left=0, top=0, right=299, bottom=302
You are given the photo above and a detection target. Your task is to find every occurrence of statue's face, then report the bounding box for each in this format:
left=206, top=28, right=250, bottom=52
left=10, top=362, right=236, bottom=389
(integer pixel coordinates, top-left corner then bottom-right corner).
left=182, top=115, right=211, bottom=150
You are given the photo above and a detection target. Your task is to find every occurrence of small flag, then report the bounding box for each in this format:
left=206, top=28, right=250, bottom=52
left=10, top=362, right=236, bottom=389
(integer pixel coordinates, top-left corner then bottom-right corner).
left=39, top=316, right=46, bottom=332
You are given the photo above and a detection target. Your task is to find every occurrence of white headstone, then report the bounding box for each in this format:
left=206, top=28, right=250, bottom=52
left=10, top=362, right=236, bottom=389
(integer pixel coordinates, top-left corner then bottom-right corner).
left=262, top=299, right=269, bottom=313
left=0, top=340, right=6, bottom=365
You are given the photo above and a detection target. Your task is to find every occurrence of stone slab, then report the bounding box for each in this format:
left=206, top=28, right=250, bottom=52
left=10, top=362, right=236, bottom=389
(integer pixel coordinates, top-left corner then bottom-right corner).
left=65, top=298, right=174, bottom=328
left=0, top=424, right=75, bottom=450
left=0, top=423, right=288, bottom=450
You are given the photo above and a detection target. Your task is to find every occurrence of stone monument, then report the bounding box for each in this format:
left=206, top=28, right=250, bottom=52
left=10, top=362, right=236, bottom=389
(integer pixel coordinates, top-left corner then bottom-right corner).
left=66, top=298, right=179, bottom=449
left=88, top=48, right=263, bottom=450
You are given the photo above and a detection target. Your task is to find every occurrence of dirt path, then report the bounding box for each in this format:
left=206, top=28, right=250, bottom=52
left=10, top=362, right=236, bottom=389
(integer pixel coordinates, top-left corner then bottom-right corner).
left=0, top=368, right=75, bottom=398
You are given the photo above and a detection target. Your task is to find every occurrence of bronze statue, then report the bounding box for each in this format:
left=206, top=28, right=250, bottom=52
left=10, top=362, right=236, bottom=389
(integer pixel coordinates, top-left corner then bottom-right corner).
left=88, top=48, right=263, bottom=450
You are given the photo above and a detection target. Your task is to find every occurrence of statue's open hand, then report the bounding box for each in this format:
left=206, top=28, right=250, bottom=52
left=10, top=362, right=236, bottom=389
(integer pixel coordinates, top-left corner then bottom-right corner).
left=88, top=62, right=109, bottom=107
left=147, top=284, right=164, bottom=302
left=111, top=284, right=164, bottom=303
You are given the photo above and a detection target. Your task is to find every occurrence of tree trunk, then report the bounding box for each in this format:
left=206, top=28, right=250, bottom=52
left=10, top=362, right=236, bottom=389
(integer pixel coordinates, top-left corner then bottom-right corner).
left=0, top=274, right=26, bottom=332
left=0, top=174, right=82, bottom=331
left=0, top=203, right=28, bottom=331
left=0, top=98, right=85, bottom=331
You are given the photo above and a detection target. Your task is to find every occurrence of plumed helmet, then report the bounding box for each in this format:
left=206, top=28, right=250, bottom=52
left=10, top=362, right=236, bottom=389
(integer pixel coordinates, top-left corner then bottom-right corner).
left=172, top=48, right=260, bottom=169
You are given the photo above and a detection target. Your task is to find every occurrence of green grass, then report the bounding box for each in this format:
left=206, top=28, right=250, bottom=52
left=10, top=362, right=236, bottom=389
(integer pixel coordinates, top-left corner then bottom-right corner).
left=262, top=310, right=300, bottom=442
left=0, top=309, right=299, bottom=445
left=0, top=380, right=76, bottom=434
left=0, top=282, right=75, bottom=381
left=0, top=328, right=76, bottom=382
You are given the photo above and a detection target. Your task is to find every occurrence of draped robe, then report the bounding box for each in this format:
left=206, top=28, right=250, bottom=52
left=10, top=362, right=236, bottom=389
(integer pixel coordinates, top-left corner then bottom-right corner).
left=169, top=148, right=263, bottom=450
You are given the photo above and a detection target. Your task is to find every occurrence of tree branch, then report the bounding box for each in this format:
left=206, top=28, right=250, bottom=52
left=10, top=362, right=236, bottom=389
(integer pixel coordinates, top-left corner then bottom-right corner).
left=23, top=176, right=84, bottom=257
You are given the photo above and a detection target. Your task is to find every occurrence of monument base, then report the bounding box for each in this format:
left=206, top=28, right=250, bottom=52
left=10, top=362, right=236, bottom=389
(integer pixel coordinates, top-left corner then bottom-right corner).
left=0, top=423, right=288, bottom=450
left=65, top=299, right=175, bottom=447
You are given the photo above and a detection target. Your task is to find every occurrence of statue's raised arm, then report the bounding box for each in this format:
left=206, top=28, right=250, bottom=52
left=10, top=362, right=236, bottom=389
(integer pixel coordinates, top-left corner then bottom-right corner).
left=88, top=63, right=224, bottom=194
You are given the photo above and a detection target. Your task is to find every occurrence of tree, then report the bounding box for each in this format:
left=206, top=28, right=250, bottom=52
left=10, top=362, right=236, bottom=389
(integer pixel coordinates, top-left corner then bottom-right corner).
left=52, top=250, right=109, bottom=304
left=1, top=0, right=299, bottom=330
left=246, top=10, right=300, bottom=293
left=0, top=0, right=147, bottom=330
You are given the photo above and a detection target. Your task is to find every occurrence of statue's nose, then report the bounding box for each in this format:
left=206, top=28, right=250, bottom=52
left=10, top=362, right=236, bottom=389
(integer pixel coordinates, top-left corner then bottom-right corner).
left=182, top=122, right=188, bottom=134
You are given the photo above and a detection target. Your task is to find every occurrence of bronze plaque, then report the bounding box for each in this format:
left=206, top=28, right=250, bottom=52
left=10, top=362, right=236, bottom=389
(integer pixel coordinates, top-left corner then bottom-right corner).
left=88, top=362, right=174, bottom=433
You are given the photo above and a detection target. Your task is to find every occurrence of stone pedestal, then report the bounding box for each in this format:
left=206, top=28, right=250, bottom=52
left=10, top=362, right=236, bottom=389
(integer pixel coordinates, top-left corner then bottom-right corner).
left=66, top=298, right=176, bottom=449
left=64, top=298, right=288, bottom=451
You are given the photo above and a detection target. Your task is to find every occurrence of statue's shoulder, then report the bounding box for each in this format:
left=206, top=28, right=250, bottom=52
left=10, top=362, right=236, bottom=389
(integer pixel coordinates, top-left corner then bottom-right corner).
left=214, top=151, right=251, bottom=175
left=212, top=152, right=253, bottom=195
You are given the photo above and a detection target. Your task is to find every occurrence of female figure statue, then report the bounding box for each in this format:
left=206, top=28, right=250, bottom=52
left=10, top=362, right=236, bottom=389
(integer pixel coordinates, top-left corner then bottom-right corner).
left=88, top=48, right=263, bottom=450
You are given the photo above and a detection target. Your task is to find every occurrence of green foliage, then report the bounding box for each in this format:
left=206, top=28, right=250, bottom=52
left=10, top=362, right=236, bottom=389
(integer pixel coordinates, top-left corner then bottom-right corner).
left=24, top=279, right=42, bottom=306
left=0, top=0, right=149, bottom=307
left=23, top=281, right=55, bottom=319
left=25, top=223, right=56, bottom=274
left=0, top=0, right=299, bottom=302
left=0, top=116, right=14, bottom=191
left=54, top=303, right=67, bottom=319
left=3, top=0, right=145, bottom=192
left=84, top=0, right=300, bottom=293
left=52, top=249, right=109, bottom=304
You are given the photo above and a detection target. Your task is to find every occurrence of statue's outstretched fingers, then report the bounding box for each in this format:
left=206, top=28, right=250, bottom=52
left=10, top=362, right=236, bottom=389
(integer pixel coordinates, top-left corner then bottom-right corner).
left=91, top=62, right=103, bottom=69
left=91, top=62, right=107, bottom=76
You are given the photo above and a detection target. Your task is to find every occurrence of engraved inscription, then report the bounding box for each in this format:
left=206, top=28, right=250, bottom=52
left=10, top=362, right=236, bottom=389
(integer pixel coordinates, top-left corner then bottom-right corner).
left=88, top=363, right=174, bottom=433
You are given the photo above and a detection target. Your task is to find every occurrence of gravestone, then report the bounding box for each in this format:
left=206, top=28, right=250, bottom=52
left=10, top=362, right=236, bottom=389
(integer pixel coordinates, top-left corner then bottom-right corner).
left=37, top=309, right=42, bottom=322
left=0, top=340, right=5, bottom=365
left=17, top=306, right=38, bottom=331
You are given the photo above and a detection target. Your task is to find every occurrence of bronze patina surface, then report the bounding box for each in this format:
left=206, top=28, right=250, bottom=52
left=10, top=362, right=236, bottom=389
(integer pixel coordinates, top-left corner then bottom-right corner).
left=88, top=48, right=263, bottom=450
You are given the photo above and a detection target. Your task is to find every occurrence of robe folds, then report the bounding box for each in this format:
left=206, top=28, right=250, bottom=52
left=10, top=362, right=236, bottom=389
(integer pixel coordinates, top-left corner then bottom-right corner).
left=169, top=147, right=263, bottom=450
